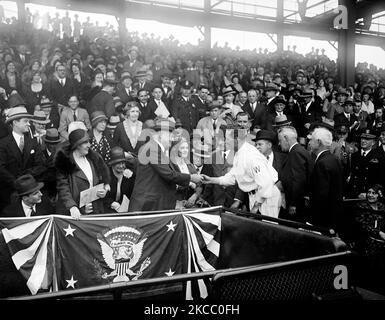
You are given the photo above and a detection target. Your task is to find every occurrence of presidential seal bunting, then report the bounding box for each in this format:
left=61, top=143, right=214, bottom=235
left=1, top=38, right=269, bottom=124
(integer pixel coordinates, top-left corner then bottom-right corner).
left=0, top=207, right=222, bottom=299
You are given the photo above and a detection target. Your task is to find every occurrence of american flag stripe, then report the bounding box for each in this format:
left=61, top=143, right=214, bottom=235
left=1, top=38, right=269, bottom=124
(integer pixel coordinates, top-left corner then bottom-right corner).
left=27, top=219, right=53, bottom=295
left=6, top=222, right=51, bottom=254
left=184, top=218, right=209, bottom=299
left=183, top=217, right=215, bottom=271
left=188, top=219, right=219, bottom=268
left=189, top=218, right=220, bottom=256
left=185, top=213, right=222, bottom=231
left=2, top=218, right=49, bottom=243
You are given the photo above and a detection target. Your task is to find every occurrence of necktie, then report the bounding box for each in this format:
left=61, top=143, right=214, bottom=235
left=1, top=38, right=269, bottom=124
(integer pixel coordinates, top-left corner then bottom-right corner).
left=252, top=103, right=256, bottom=112
left=60, top=79, right=64, bottom=86
left=116, top=176, right=122, bottom=202
left=213, top=120, right=217, bottom=130
left=30, top=207, right=36, bottom=216
left=73, top=111, right=77, bottom=121
left=267, top=154, right=270, bottom=161
left=362, top=150, right=367, bottom=157
left=19, top=135, right=24, bottom=153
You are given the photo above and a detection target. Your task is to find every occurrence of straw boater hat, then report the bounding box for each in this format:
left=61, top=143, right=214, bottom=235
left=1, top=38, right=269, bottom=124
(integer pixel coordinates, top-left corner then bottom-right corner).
left=299, top=88, right=313, bottom=99
left=264, top=83, right=280, bottom=92
left=309, top=117, right=335, bottom=132
left=222, top=86, right=237, bottom=97
left=272, top=114, right=292, bottom=128
left=32, top=111, right=50, bottom=125
left=153, top=119, right=175, bottom=132
left=5, top=106, right=33, bottom=124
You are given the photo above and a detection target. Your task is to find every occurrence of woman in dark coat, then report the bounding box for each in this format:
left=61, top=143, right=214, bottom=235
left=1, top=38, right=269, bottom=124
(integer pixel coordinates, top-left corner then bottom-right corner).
left=354, top=184, right=385, bottom=292
left=103, top=146, right=135, bottom=213
left=113, top=101, right=144, bottom=157
left=1, top=61, right=22, bottom=95
left=54, top=129, right=110, bottom=217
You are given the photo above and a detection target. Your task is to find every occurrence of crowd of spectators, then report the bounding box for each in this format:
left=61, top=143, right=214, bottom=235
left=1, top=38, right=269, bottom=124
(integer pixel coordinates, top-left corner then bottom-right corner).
left=1, top=10, right=385, bottom=292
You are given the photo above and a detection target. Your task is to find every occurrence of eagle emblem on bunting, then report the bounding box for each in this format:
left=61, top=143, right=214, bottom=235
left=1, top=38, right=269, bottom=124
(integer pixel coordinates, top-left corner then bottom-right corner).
left=96, top=226, right=151, bottom=282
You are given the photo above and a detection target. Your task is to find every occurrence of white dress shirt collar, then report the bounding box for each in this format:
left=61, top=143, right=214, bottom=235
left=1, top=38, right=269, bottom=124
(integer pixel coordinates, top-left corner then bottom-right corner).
left=12, top=131, right=23, bottom=146
left=21, top=201, right=36, bottom=217
left=315, top=149, right=328, bottom=162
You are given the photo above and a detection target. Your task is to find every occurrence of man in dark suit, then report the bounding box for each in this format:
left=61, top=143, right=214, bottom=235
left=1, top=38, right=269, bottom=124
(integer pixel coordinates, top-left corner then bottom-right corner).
left=0, top=106, right=45, bottom=211
left=133, top=70, right=153, bottom=93
left=242, top=89, right=267, bottom=130
left=89, top=79, right=117, bottom=118
left=307, top=127, right=344, bottom=233
left=298, top=88, right=322, bottom=138
left=129, top=119, right=202, bottom=211
left=334, top=99, right=358, bottom=131
left=265, top=83, right=280, bottom=114
left=116, top=74, right=135, bottom=104
left=191, top=84, right=210, bottom=120
left=1, top=174, right=52, bottom=217
left=278, top=126, right=314, bottom=222
left=13, top=44, right=30, bottom=70
left=47, top=64, right=77, bottom=108
left=171, top=80, right=199, bottom=135
left=137, top=89, right=156, bottom=122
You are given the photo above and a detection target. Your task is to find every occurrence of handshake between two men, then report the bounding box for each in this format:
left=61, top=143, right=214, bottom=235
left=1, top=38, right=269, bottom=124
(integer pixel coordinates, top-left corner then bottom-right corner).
left=189, top=174, right=219, bottom=185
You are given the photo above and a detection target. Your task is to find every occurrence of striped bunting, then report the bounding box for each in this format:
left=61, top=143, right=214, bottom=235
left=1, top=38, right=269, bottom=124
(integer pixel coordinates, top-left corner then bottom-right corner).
left=1, top=217, right=53, bottom=295
left=183, top=211, right=221, bottom=299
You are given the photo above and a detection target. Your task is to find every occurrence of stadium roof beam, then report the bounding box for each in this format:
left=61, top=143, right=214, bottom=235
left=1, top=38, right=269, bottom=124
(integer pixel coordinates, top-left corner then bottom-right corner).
left=26, top=0, right=385, bottom=48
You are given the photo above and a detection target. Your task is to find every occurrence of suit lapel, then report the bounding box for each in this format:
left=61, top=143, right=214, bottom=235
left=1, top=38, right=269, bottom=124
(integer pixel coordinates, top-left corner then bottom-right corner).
left=8, top=135, right=23, bottom=163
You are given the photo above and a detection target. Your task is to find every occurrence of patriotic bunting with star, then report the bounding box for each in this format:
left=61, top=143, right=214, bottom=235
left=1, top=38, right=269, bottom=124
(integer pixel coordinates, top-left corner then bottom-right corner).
left=0, top=207, right=221, bottom=298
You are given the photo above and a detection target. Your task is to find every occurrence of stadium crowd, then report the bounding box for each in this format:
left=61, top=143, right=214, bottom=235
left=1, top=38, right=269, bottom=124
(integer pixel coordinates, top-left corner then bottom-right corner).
left=1, top=11, right=385, bottom=288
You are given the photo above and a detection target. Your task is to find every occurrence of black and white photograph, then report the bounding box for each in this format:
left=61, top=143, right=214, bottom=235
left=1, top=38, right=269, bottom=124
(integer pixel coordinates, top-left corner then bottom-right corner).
left=0, top=0, right=384, bottom=310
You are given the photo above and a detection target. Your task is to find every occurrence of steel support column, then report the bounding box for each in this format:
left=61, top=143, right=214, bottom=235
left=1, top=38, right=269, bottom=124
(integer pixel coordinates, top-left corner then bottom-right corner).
left=337, top=0, right=356, bottom=87
left=204, top=0, right=212, bottom=49
left=277, top=0, right=284, bottom=52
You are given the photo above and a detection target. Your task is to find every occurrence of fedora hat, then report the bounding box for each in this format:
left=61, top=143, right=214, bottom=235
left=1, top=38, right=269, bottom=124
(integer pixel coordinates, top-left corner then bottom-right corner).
left=265, top=83, right=280, bottom=92
left=153, top=118, right=175, bottom=132
left=5, top=106, right=33, bottom=123
left=128, top=46, right=139, bottom=53
left=272, top=114, right=292, bottom=128
left=309, top=117, right=335, bottom=132
left=69, top=129, right=90, bottom=150
left=253, top=129, right=277, bottom=144
left=7, top=93, right=26, bottom=109
left=273, top=96, right=287, bottom=105
left=40, top=100, right=55, bottom=109
left=108, top=146, right=127, bottom=166
left=15, top=174, right=44, bottom=197
left=299, top=88, right=313, bottom=98
left=337, top=88, right=349, bottom=96
left=222, top=86, right=237, bottom=96
left=135, top=70, right=147, bottom=78
left=343, top=98, right=355, bottom=107
left=208, top=100, right=223, bottom=110
left=107, top=115, right=121, bottom=130
left=32, top=111, right=51, bottom=125
left=103, top=79, right=118, bottom=87
left=43, top=128, right=61, bottom=144
left=90, top=111, right=108, bottom=127
left=120, top=74, right=132, bottom=82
